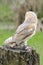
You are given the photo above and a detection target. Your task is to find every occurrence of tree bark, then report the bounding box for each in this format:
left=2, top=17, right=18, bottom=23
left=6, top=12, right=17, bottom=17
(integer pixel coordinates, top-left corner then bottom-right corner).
left=0, top=45, right=40, bottom=65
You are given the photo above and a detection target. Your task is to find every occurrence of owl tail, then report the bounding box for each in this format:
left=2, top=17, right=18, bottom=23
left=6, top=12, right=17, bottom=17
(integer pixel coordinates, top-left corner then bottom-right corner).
left=4, top=36, right=12, bottom=44
left=4, top=36, right=17, bottom=47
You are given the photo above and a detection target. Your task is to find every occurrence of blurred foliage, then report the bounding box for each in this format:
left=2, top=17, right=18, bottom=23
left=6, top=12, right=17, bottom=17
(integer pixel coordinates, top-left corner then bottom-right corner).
left=0, top=4, right=9, bottom=17
left=38, top=8, right=43, bottom=19
left=0, top=0, right=43, bottom=26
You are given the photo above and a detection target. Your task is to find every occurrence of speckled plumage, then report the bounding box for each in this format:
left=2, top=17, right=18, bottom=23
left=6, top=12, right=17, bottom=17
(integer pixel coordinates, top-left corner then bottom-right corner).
left=4, top=11, right=38, bottom=47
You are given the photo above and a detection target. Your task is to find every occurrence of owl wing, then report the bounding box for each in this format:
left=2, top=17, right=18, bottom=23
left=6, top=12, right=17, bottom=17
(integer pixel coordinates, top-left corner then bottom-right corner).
left=15, top=23, right=35, bottom=43
left=16, top=22, right=29, bottom=34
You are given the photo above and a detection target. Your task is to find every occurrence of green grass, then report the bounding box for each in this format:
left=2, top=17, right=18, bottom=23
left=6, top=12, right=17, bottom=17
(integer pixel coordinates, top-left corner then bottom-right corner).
left=0, top=30, right=43, bottom=65
left=0, top=30, right=15, bottom=45
left=27, top=31, right=43, bottom=65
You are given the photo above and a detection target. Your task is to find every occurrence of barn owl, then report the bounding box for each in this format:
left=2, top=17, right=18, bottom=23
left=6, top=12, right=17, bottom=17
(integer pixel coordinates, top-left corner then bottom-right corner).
left=4, top=11, right=38, bottom=47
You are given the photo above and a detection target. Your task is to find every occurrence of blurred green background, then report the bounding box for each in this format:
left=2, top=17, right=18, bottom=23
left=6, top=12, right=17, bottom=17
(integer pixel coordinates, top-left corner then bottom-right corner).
left=0, top=0, right=43, bottom=65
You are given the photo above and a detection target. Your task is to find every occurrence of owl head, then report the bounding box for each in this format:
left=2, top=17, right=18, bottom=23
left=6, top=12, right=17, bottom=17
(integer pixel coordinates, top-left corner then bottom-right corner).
left=25, top=11, right=38, bottom=25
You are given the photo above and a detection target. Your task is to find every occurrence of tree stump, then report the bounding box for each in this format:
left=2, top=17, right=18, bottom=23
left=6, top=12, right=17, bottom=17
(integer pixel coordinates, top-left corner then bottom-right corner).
left=0, top=45, right=40, bottom=65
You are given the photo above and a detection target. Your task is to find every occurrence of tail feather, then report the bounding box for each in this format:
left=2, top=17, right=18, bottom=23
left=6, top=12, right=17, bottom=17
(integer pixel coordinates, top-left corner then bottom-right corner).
left=4, top=36, right=13, bottom=45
